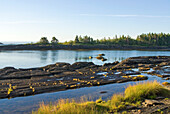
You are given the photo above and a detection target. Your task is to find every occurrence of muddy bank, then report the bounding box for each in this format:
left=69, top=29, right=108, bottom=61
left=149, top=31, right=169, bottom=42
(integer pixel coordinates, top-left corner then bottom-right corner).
left=0, top=56, right=169, bottom=99
left=0, top=44, right=170, bottom=51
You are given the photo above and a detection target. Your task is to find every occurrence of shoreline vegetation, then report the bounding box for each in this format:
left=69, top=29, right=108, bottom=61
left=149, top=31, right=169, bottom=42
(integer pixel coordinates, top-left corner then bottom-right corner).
left=0, top=33, right=170, bottom=51
left=33, top=81, right=170, bottom=114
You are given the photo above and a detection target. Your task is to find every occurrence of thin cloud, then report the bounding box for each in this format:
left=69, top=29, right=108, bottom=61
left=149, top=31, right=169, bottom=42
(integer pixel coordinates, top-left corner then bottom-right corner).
left=80, top=14, right=170, bottom=18
left=0, top=21, right=59, bottom=24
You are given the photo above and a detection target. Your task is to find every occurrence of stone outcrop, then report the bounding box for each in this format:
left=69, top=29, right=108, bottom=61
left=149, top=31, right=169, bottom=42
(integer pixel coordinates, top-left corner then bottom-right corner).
left=0, top=56, right=169, bottom=99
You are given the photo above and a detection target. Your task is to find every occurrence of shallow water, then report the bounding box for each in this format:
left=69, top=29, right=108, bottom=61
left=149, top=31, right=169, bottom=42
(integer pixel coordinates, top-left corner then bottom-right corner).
left=0, top=50, right=170, bottom=113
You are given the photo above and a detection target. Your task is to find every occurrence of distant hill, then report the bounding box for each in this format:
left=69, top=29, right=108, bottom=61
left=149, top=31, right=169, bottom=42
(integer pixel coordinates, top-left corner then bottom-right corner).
left=0, top=42, right=3, bottom=44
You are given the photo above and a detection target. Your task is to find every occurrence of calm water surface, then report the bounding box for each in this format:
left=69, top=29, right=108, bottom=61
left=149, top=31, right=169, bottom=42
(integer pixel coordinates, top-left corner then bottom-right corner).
left=0, top=50, right=169, bottom=114
left=0, top=50, right=169, bottom=68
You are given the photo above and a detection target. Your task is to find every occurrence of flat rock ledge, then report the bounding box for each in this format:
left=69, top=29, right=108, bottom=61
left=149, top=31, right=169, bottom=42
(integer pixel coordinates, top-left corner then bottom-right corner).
left=0, top=56, right=169, bottom=99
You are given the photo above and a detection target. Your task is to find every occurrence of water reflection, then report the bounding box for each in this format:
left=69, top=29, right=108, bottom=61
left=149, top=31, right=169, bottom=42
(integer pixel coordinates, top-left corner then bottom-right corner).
left=0, top=50, right=169, bottom=68
left=51, top=51, right=58, bottom=62
left=39, top=51, right=49, bottom=63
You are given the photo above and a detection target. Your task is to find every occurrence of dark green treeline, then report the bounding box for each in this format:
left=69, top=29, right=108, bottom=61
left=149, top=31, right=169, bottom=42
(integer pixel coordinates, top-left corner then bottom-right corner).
left=36, top=33, right=170, bottom=46
left=64, top=33, right=170, bottom=46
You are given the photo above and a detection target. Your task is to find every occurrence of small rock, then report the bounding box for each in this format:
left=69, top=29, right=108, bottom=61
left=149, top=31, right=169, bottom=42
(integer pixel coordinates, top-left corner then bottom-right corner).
left=132, top=110, right=136, bottom=112
left=142, top=102, right=146, bottom=105
left=145, top=99, right=163, bottom=106
left=165, top=77, right=170, bottom=80
left=155, top=97, right=165, bottom=100
left=98, top=54, right=105, bottom=56
left=101, top=58, right=107, bottom=61
left=138, top=109, right=141, bottom=113
left=126, top=106, right=136, bottom=110
left=100, top=91, right=107, bottom=94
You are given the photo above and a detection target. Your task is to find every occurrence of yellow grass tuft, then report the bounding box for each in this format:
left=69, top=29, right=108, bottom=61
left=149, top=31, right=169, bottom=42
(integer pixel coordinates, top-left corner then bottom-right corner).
left=125, top=80, right=169, bottom=101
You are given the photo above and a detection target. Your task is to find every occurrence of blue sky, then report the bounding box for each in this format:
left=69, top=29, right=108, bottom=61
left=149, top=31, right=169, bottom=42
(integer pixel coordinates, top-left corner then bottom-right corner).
left=0, top=0, right=170, bottom=42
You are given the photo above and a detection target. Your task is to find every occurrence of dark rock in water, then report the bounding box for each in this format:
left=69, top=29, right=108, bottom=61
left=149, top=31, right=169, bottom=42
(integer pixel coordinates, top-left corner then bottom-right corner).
left=149, top=70, right=170, bottom=78
left=158, top=61, right=170, bottom=67
left=89, top=56, right=93, bottom=59
left=163, top=67, right=170, bottom=73
left=165, top=77, right=170, bottom=80
left=101, top=58, right=107, bottom=61
left=96, top=56, right=104, bottom=60
left=112, top=56, right=170, bottom=69
left=100, top=91, right=107, bottom=94
left=138, top=67, right=150, bottom=71
left=98, top=54, right=105, bottom=56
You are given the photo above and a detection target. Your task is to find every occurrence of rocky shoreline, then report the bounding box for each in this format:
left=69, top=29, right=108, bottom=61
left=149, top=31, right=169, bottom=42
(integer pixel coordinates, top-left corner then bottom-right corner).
left=0, top=56, right=169, bottom=99
left=0, top=44, right=170, bottom=51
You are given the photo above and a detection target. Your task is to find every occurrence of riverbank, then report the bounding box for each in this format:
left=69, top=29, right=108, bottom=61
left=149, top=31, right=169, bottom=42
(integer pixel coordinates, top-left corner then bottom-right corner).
left=0, top=44, right=170, bottom=51
left=0, top=56, right=169, bottom=99
left=33, top=81, right=170, bottom=114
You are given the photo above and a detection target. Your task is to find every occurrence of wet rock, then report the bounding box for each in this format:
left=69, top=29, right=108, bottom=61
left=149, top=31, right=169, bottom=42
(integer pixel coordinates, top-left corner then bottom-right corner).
left=158, top=61, right=170, bottom=67
left=138, top=67, right=150, bottom=71
left=100, top=91, right=107, bottom=94
left=96, top=56, right=104, bottom=60
left=70, top=62, right=94, bottom=69
left=153, top=66, right=161, bottom=70
left=101, top=58, right=107, bottom=61
left=126, top=105, right=137, bottom=110
left=163, top=67, right=170, bottom=73
left=165, top=77, right=170, bottom=80
left=98, top=54, right=105, bottom=56
left=55, top=62, right=71, bottom=67
left=0, top=67, right=18, bottom=76
left=103, top=61, right=119, bottom=66
left=150, top=70, right=170, bottom=78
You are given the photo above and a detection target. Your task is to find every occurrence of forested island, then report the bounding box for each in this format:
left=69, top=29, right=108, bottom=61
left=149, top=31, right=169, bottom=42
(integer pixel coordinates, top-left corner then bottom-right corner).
left=0, top=33, right=170, bottom=51
left=35, top=32, right=170, bottom=46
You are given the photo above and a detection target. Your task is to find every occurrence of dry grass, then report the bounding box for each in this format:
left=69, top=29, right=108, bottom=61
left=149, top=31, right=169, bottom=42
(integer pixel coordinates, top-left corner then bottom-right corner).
left=125, top=80, right=170, bottom=101
left=33, top=99, right=108, bottom=114
left=33, top=81, right=170, bottom=114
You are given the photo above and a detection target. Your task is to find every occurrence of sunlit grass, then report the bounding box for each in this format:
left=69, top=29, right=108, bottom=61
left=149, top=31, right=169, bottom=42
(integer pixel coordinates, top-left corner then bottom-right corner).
left=33, top=99, right=108, bottom=114
left=33, top=81, right=170, bottom=114
left=125, top=80, right=170, bottom=101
